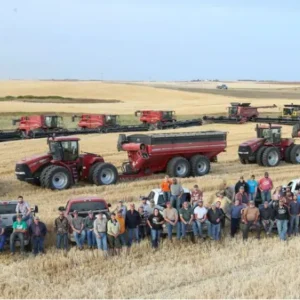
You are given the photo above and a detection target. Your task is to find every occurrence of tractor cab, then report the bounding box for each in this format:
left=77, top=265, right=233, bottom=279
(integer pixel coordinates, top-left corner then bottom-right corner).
left=256, top=124, right=282, bottom=144
left=44, top=115, right=63, bottom=128
left=162, top=111, right=175, bottom=121
left=283, top=104, right=300, bottom=118
left=48, top=137, right=79, bottom=162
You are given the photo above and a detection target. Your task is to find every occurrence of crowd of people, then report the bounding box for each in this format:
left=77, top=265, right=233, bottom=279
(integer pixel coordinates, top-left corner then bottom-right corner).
left=0, top=172, right=300, bottom=256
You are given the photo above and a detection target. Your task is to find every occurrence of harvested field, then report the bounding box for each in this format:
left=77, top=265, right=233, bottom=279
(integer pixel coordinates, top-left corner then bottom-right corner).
left=0, top=81, right=300, bottom=299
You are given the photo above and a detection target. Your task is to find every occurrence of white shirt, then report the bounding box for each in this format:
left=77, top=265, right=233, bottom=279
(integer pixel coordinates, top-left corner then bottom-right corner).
left=194, top=206, right=207, bottom=220
left=16, top=201, right=30, bottom=216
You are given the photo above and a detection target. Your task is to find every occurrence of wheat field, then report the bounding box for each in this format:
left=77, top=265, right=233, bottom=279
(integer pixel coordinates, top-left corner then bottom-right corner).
left=1, top=81, right=300, bottom=299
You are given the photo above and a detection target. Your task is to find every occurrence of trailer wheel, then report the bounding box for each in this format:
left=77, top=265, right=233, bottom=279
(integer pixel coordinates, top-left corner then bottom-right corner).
left=190, top=155, right=210, bottom=176
left=262, top=147, right=280, bottom=167
left=256, top=146, right=267, bottom=166
left=290, top=145, right=300, bottom=164
left=167, top=157, right=191, bottom=178
left=93, top=163, right=118, bottom=185
left=284, top=145, right=294, bottom=163
left=44, top=166, right=72, bottom=190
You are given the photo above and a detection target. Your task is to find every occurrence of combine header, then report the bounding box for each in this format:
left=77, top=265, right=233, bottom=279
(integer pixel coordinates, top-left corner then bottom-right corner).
left=15, top=130, right=227, bottom=190
left=203, top=102, right=277, bottom=124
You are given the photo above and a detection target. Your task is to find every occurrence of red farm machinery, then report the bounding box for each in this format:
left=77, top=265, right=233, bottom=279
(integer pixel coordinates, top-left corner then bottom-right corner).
left=203, top=102, right=277, bottom=124
left=238, top=123, right=300, bottom=167
left=15, top=130, right=227, bottom=190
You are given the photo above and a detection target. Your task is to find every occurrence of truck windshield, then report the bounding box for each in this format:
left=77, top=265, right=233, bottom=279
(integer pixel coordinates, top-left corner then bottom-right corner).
left=0, top=203, right=17, bottom=214
left=68, top=201, right=107, bottom=213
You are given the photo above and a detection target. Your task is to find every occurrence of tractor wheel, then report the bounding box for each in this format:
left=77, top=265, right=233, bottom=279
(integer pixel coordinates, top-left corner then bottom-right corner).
left=256, top=146, right=267, bottom=166
left=262, top=147, right=280, bottom=167
left=44, top=166, right=72, bottom=190
left=92, top=163, right=118, bottom=185
left=290, top=145, right=300, bottom=164
left=166, top=157, right=191, bottom=178
left=190, top=155, right=210, bottom=176
left=39, top=165, right=54, bottom=187
left=88, top=163, right=101, bottom=183
left=284, top=145, right=294, bottom=163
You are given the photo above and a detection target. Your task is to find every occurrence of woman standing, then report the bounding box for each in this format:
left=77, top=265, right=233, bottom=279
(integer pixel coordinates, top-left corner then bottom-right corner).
left=147, top=208, right=164, bottom=249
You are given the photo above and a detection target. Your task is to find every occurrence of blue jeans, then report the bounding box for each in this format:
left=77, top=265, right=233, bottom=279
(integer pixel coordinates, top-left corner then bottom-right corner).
left=73, top=230, right=86, bottom=248
left=163, top=191, right=170, bottom=202
left=10, top=232, right=25, bottom=253
left=261, top=191, right=271, bottom=202
left=180, top=221, right=198, bottom=238
left=86, top=230, right=96, bottom=247
left=195, top=219, right=211, bottom=238
left=166, top=222, right=181, bottom=239
left=211, top=223, right=221, bottom=240
left=0, top=234, right=6, bottom=251
left=127, top=228, right=139, bottom=247
left=119, top=233, right=127, bottom=246
left=289, top=215, right=299, bottom=235
left=249, top=193, right=256, bottom=201
left=170, top=195, right=181, bottom=210
left=151, top=229, right=161, bottom=248
left=95, top=232, right=108, bottom=251
left=56, top=233, right=68, bottom=250
left=276, top=219, right=288, bottom=240
left=32, top=236, right=45, bottom=254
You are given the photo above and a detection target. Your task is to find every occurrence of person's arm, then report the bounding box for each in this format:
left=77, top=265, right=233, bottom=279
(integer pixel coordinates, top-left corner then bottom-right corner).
left=107, top=221, right=113, bottom=236
left=20, top=222, right=27, bottom=233
left=136, top=212, right=141, bottom=227
left=189, top=211, right=194, bottom=224
left=254, top=209, right=260, bottom=223
left=147, top=218, right=152, bottom=229
left=163, top=210, right=171, bottom=224
left=43, top=223, right=47, bottom=236
left=179, top=212, right=186, bottom=224
left=242, top=208, right=247, bottom=223
left=174, top=210, right=178, bottom=223
left=93, top=220, right=100, bottom=237
left=80, top=220, right=84, bottom=232
left=25, top=203, right=31, bottom=216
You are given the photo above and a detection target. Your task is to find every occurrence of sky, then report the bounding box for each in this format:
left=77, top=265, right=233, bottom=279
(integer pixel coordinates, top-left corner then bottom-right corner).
left=1, top=0, right=300, bottom=81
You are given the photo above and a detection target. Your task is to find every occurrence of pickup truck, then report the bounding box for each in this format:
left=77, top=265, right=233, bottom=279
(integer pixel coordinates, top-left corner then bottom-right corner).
left=58, top=196, right=110, bottom=242
left=0, top=200, right=38, bottom=251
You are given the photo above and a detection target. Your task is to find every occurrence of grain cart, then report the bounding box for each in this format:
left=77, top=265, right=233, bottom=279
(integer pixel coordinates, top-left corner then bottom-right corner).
left=238, top=124, right=300, bottom=167
left=15, top=131, right=227, bottom=190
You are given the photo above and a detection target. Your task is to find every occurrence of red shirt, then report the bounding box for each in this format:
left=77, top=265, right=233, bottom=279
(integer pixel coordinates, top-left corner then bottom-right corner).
left=191, top=190, right=203, bottom=203
left=259, top=178, right=273, bottom=191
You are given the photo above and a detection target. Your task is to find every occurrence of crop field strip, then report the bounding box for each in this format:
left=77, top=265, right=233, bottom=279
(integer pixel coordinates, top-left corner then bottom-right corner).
left=1, top=81, right=300, bottom=298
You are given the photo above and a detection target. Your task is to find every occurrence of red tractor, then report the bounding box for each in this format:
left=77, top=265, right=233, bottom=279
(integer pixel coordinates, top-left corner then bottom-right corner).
left=238, top=124, right=300, bottom=167
left=135, top=110, right=176, bottom=129
left=15, top=136, right=118, bottom=189
left=12, top=115, right=64, bottom=137
left=15, top=130, right=227, bottom=190
left=72, top=114, right=119, bottom=131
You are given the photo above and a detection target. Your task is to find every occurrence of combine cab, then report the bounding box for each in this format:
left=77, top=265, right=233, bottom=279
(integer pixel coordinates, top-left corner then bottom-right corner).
left=282, top=104, right=300, bottom=119
left=204, top=103, right=277, bottom=124
left=12, top=115, right=64, bottom=137
left=238, top=124, right=300, bottom=167
left=72, top=114, right=119, bottom=131
left=15, top=130, right=227, bottom=190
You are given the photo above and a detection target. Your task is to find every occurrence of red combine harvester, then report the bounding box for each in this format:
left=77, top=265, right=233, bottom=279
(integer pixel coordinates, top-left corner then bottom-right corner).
left=238, top=123, right=300, bottom=167
left=15, top=131, right=227, bottom=190
left=12, top=115, right=64, bottom=137
left=72, top=114, right=119, bottom=130
left=203, top=102, right=277, bottom=124
left=135, top=110, right=202, bottom=130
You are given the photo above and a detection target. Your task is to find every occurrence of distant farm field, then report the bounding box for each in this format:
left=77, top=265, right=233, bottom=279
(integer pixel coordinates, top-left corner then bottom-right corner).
left=1, top=80, right=300, bottom=299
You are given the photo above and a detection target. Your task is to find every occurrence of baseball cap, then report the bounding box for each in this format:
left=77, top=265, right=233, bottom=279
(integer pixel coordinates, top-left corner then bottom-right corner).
left=34, top=216, right=40, bottom=220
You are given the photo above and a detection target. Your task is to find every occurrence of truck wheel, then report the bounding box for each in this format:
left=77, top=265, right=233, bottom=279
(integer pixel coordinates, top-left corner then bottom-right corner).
left=262, top=147, right=280, bottom=167
left=190, top=155, right=210, bottom=176
left=93, top=163, right=118, bottom=185
left=256, top=146, right=267, bottom=166
left=44, top=166, right=72, bottom=190
left=290, top=145, right=300, bottom=164
left=284, top=145, right=294, bottom=163
left=167, top=157, right=191, bottom=178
